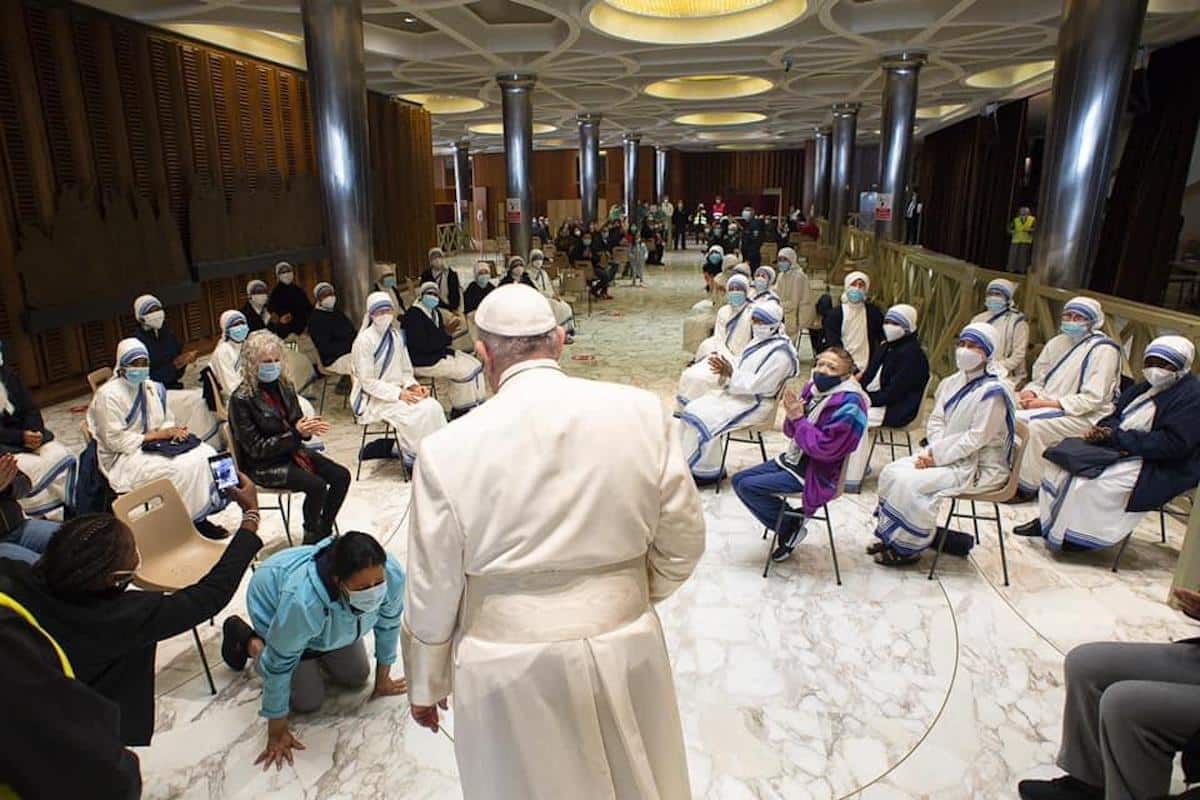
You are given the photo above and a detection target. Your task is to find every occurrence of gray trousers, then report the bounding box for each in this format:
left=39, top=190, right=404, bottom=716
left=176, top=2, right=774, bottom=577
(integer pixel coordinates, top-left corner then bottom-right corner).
left=259, top=639, right=371, bottom=714
left=1058, top=641, right=1200, bottom=800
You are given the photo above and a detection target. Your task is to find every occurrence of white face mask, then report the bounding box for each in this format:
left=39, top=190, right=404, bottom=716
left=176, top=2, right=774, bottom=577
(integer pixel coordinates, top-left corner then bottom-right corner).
left=956, top=347, right=986, bottom=373
left=278, top=272, right=294, bottom=285
left=883, top=323, right=905, bottom=342
left=142, top=310, right=166, bottom=330
left=751, top=324, right=776, bottom=340
left=319, top=296, right=336, bottom=311
left=1144, top=367, right=1180, bottom=388
left=250, top=293, right=268, bottom=310
left=372, top=314, right=393, bottom=333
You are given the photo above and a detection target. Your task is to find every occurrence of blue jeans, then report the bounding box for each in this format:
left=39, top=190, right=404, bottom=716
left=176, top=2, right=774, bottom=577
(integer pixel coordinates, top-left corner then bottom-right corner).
left=0, top=518, right=60, bottom=564
left=731, top=460, right=804, bottom=534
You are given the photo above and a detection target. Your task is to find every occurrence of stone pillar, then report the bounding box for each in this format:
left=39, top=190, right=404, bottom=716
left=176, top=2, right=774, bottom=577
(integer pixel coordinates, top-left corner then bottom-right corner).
left=829, top=102, right=860, bottom=244
left=496, top=72, right=536, bottom=260
left=452, top=138, right=471, bottom=228
left=813, top=126, right=832, bottom=218
left=655, top=146, right=668, bottom=203
left=577, top=113, right=602, bottom=226
left=301, top=0, right=372, bottom=322
left=876, top=52, right=925, bottom=242
left=623, top=132, right=641, bottom=223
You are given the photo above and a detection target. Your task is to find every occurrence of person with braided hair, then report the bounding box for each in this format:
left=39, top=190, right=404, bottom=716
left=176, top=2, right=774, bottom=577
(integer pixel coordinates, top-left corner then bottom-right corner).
left=0, top=473, right=263, bottom=746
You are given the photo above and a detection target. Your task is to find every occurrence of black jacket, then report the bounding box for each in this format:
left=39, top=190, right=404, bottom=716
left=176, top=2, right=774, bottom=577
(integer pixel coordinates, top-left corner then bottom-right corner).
left=859, top=333, right=930, bottom=428
left=0, top=367, right=50, bottom=453
left=267, top=282, right=313, bottom=338
left=0, top=528, right=262, bottom=745
left=420, top=268, right=462, bottom=312
left=135, top=326, right=185, bottom=388
left=228, top=382, right=309, bottom=488
left=463, top=281, right=494, bottom=315
left=739, top=217, right=765, bottom=256
left=402, top=305, right=454, bottom=368
left=306, top=307, right=356, bottom=368
left=498, top=274, right=536, bottom=289
left=242, top=301, right=270, bottom=333
left=822, top=302, right=886, bottom=371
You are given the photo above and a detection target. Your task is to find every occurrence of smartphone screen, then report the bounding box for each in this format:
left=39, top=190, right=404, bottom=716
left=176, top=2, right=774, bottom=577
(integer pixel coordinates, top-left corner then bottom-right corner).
left=208, top=453, right=238, bottom=494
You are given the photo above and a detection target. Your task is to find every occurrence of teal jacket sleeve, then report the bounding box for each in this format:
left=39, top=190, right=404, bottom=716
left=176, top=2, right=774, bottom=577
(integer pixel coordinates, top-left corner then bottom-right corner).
left=373, top=557, right=406, bottom=666
left=258, top=592, right=325, bottom=719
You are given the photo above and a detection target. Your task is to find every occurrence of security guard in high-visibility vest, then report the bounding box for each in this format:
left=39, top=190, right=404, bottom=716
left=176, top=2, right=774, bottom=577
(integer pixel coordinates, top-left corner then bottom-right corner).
left=1007, top=206, right=1036, bottom=274
left=0, top=591, right=141, bottom=799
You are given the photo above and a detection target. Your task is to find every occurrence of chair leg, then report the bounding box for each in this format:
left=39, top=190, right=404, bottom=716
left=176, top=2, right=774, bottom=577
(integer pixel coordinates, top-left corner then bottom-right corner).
left=994, top=502, right=1010, bottom=587
left=757, top=432, right=768, bottom=463
left=355, top=425, right=368, bottom=481
left=764, top=502, right=788, bottom=578
left=865, top=430, right=878, bottom=471
left=715, top=435, right=731, bottom=495
left=192, top=627, right=217, bottom=695
left=1112, top=533, right=1133, bottom=573
left=970, top=500, right=981, bottom=544
left=824, top=508, right=841, bottom=586
left=1161, top=508, right=1168, bottom=544
left=928, top=499, right=956, bottom=580
left=318, top=376, right=328, bottom=416
left=904, top=431, right=912, bottom=457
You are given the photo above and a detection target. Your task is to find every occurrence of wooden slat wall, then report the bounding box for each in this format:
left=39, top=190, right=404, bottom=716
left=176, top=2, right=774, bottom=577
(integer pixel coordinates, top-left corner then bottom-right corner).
left=0, top=0, right=434, bottom=402
left=678, top=149, right=807, bottom=213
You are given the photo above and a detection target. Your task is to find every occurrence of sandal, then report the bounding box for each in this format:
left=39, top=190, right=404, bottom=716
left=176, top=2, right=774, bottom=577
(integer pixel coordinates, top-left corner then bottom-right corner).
left=865, top=541, right=886, bottom=556
left=874, top=547, right=921, bottom=568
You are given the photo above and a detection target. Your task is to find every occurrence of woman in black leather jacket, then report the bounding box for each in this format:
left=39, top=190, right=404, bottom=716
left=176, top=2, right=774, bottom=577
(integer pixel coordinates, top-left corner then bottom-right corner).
left=228, top=331, right=349, bottom=545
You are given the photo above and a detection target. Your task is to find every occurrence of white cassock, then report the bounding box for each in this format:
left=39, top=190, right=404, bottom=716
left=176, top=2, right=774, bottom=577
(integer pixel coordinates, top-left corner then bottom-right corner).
left=678, top=334, right=799, bottom=479
left=350, top=324, right=446, bottom=457
left=970, top=307, right=1029, bottom=386
left=528, top=267, right=575, bottom=331
left=1015, top=333, right=1120, bottom=494
left=402, top=359, right=705, bottom=800
left=776, top=269, right=815, bottom=337
left=87, top=378, right=223, bottom=520
left=874, top=371, right=1014, bottom=555
left=411, top=306, right=489, bottom=414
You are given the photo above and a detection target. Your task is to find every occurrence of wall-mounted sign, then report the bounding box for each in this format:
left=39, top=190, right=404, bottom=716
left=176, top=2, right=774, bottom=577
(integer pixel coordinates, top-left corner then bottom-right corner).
left=875, top=192, right=893, bottom=222
left=505, top=198, right=522, bottom=224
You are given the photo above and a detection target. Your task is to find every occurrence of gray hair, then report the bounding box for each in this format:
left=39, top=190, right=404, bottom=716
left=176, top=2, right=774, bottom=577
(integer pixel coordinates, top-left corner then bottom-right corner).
left=239, top=330, right=290, bottom=394
left=478, top=329, right=560, bottom=375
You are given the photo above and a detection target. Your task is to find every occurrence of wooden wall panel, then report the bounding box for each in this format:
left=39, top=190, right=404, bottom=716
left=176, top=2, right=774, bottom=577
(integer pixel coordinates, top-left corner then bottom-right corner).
left=367, top=94, right=436, bottom=278
left=677, top=148, right=806, bottom=214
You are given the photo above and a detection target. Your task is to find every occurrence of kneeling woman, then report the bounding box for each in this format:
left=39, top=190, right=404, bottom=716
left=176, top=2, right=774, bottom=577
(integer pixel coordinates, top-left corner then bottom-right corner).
left=220, top=532, right=407, bottom=771
left=731, top=347, right=868, bottom=563
left=871, top=322, right=1015, bottom=566
left=1028, top=335, right=1200, bottom=551
left=229, top=331, right=348, bottom=546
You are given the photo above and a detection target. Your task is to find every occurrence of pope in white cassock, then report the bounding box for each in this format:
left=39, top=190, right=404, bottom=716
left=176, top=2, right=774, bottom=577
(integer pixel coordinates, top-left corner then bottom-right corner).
left=402, top=284, right=706, bottom=800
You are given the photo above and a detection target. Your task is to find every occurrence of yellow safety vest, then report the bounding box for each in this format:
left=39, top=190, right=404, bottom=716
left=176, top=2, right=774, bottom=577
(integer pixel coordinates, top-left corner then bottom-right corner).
left=1011, top=215, right=1035, bottom=244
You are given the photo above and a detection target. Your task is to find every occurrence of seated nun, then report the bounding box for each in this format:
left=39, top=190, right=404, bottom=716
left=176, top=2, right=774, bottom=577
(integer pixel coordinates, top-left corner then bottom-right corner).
left=305, top=282, right=356, bottom=378
left=463, top=261, right=495, bottom=315
left=822, top=271, right=885, bottom=374
left=1014, top=296, right=1121, bottom=500
left=676, top=275, right=757, bottom=409
left=242, top=280, right=272, bottom=333
left=211, top=310, right=251, bottom=397
left=730, top=346, right=867, bottom=563
left=1016, top=336, right=1200, bottom=551
left=683, top=273, right=724, bottom=355
left=373, top=262, right=409, bottom=313
left=0, top=342, right=75, bottom=516
left=751, top=265, right=781, bottom=308
left=86, top=339, right=228, bottom=533
left=870, top=323, right=1015, bottom=567
left=702, top=244, right=725, bottom=293
left=402, top=283, right=488, bottom=418
left=132, top=295, right=220, bottom=445
left=266, top=261, right=312, bottom=340
left=843, top=304, right=931, bottom=492
left=775, top=247, right=815, bottom=340
left=498, top=256, right=536, bottom=289
left=420, top=247, right=473, bottom=353
left=351, top=292, right=447, bottom=469
left=678, top=304, right=799, bottom=484
left=527, top=249, right=575, bottom=340
left=970, top=278, right=1029, bottom=386
left=232, top=289, right=314, bottom=392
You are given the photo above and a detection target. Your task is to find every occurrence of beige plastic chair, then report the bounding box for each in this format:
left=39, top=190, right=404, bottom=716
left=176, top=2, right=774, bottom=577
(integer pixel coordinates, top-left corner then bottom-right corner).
left=763, top=458, right=852, bottom=584
left=87, top=367, right=113, bottom=393
left=112, top=478, right=227, bottom=693
left=927, top=419, right=1029, bottom=587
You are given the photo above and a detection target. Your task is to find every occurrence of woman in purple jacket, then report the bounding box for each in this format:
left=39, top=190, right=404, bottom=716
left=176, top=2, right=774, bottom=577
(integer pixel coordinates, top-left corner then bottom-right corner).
left=731, top=347, right=869, bottom=562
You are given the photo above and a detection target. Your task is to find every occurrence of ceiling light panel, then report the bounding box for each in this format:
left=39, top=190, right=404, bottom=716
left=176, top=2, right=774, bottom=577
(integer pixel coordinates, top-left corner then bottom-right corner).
left=674, top=111, right=766, bottom=126
left=468, top=122, right=558, bottom=135
left=589, top=0, right=807, bottom=44
left=644, top=74, right=773, bottom=100
left=964, top=60, right=1055, bottom=88
left=399, top=93, right=486, bottom=114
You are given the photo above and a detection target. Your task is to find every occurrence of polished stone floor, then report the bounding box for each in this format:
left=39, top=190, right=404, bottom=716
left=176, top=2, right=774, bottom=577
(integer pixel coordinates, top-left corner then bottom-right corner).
left=41, top=249, right=1199, bottom=799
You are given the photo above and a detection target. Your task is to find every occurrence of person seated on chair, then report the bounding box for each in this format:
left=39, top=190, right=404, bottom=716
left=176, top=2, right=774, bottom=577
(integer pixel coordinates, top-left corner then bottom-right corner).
left=731, top=346, right=867, bottom=563
left=463, top=261, right=495, bottom=315
left=971, top=278, right=1029, bottom=386
left=1013, top=297, right=1121, bottom=501
left=243, top=279, right=272, bottom=333
left=420, top=247, right=473, bottom=352
left=571, top=231, right=609, bottom=300
left=87, top=339, right=229, bottom=536
left=218, top=531, right=406, bottom=772
left=751, top=265, right=781, bottom=308
left=266, top=262, right=312, bottom=340
left=0, top=341, right=75, bottom=516
left=211, top=310, right=251, bottom=397
left=229, top=331, right=346, bottom=546
left=133, top=295, right=219, bottom=445
left=702, top=244, right=725, bottom=293
left=679, top=304, right=799, bottom=485
left=1014, top=336, right=1200, bottom=552
left=498, top=256, right=536, bottom=289
left=373, top=263, right=408, bottom=314
left=775, top=247, right=814, bottom=340
left=403, top=283, right=488, bottom=418
left=527, top=248, right=575, bottom=342
left=823, top=271, right=884, bottom=374
left=305, top=282, right=356, bottom=383
left=843, top=304, right=931, bottom=493
left=677, top=275, right=773, bottom=409
left=0, top=453, right=60, bottom=564
left=0, top=484, right=262, bottom=745
left=869, top=322, right=1015, bottom=568
left=1017, top=587, right=1200, bottom=800
left=350, top=292, right=447, bottom=472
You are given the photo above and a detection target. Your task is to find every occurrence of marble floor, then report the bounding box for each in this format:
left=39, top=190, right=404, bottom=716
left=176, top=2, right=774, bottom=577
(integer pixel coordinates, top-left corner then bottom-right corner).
left=41, top=249, right=1200, bottom=799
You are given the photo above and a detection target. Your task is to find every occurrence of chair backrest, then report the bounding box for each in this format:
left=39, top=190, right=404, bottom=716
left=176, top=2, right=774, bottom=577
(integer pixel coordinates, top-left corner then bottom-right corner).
left=995, top=419, right=1030, bottom=502
left=221, top=422, right=242, bottom=471
left=205, top=369, right=228, bottom=422
left=87, top=367, right=112, bottom=393
left=111, top=478, right=220, bottom=591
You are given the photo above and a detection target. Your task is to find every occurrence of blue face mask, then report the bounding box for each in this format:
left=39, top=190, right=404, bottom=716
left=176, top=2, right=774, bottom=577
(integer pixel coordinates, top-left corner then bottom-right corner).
left=258, top=361, right=282, bottom=383
left=708, top=253, right=722, bottom=265
left=812, top=372, right=841, bottom=392
left=846, top=288, right=865, bottom=304
left=228, top=323, right=249, bottom=343
left=421, top=295, right=440, bottom=311
left=476, top=275, right=490, bottom=287
left=346, top=581, right=386, bottom=615
left=124, top=366, right=149, bottom=385
left=728, top=290, right=747, bottom=307
left=985, top=297, right=1008, bottom=314
left=754, top=277, right=770, bottom=292
left=382, top=276, right=397, bottom=289
left=1061, top=321, right=1088, bottom=340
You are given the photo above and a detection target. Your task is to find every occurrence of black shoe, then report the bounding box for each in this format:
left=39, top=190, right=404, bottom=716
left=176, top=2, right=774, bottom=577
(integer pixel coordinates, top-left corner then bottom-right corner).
left=770, top=543, right=795, bottom=562
left=1017, top=775, right=1103, bottom=800
left=221, top=615, right=256, bottom=672
left=1008, top=487, right=1038, bottom=504
left=1013, top=519, right=1043, bottom=538
left=302, top=528, right=326, bottom=546
left=334, top=375, right=351, bottom=395
left=195, top=519, right=231, bottom=540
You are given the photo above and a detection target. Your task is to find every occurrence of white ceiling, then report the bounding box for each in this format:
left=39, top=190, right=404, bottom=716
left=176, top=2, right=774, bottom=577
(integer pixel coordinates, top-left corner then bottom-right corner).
left=79, top=0, right=1200, bottom=153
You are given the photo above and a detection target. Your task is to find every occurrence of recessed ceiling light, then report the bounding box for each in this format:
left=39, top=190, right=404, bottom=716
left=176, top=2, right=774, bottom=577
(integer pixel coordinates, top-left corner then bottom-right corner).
left=696, top=130, right=774, bottom=141
left=399, top=94, right=486, bottom=114
left=674, top=111, right=766, bottom=126
left=590, top=0, right=807, bottom=45
left=716, top=143, right=774, bottom=150
left=403, top=15, right=417, bottom=23
left=468, top=122, right=558, bottom=135
left=644, top=74, right=773, bottom=101
left=915, top=103, right=965, bottom=119
left=965, top=60, right=1055, bottom=89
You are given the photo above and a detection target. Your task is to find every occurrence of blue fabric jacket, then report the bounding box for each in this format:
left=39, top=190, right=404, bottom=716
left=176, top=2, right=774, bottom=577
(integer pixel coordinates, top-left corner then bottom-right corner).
left=860, top=332, right=930, bottom=428
left=247, top=538, right=405, bottom=719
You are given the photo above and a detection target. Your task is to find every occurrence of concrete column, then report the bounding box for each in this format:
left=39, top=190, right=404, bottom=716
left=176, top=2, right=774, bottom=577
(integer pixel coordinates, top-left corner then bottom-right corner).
left=829, top=102, right=860, bottom=243
left=496, top=72, right=536, bottom=260
left=577, top=113, right=602, bottom=226
left=876, top=52, right=925, bottom=242
left=1033, top=0, right=1148, bottom=288
left=813, top=126, right=832, bottom=218
left=452, top=138, right=471, bottom=228
left=623, top=132, right=641, bottom=223
left=655, top=146, right=668, bottom=203
left=301, top=0, right=372, bottom=322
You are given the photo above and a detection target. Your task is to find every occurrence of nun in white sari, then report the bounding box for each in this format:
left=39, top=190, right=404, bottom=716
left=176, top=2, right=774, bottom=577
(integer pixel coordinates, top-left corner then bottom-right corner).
left=0, top=352, right=75, bottom=516
left=87, top=339, right=224, bottom=521
left=871, top=323, right=1015, bottom=565
left=133, top=295, right=220, bottom=444
left=351, top=292, right=447, bottom=463
left=970, top=278, right=1029, bottom=386
left=678, top=304, right=799, bottom=482
left=528, top=249, right=575, bottom=336
left=1015, top=296, right=1121, bottom=497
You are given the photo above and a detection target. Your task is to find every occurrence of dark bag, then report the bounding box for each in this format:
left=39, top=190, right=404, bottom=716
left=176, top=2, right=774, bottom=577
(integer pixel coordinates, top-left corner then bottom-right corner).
left=0, top=427, right=54, bottom=456
left=1042, top=437, right=1122, bottom=479
left=141, top=433, right=202, bottom=457
left=73, top=439, right=114, bottom=515
left=933, top=527, right=975, bottom=557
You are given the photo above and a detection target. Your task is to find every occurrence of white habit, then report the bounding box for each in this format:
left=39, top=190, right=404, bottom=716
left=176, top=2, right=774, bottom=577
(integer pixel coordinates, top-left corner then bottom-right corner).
left=350, top=322, right=446, bottom=457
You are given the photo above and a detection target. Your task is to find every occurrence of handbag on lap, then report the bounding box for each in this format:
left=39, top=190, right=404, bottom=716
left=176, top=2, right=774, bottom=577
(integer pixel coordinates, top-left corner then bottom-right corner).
left=141, top=434, right=202, bottom=457
left=1042, top=437, right=1123, bottom=479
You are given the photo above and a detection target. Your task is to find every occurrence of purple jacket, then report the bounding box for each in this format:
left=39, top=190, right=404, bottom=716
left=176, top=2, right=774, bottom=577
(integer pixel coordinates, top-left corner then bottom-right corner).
left=781, top=386, right=868, bottom=513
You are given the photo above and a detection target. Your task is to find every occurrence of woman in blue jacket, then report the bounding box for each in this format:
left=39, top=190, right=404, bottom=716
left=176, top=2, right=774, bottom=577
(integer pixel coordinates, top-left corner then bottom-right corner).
left=220, top=531, right=407, bottom=771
